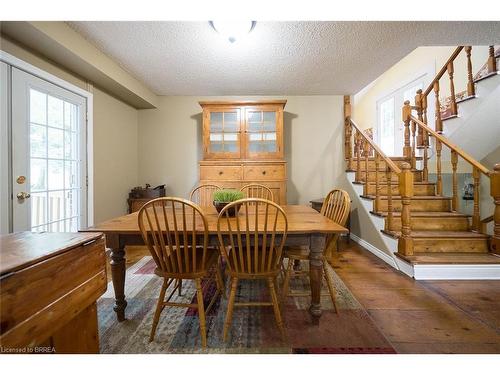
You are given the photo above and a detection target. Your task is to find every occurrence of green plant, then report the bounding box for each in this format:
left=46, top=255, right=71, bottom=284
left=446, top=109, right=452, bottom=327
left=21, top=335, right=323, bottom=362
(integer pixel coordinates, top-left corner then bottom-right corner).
left=213, top=189, right=244, bottom=202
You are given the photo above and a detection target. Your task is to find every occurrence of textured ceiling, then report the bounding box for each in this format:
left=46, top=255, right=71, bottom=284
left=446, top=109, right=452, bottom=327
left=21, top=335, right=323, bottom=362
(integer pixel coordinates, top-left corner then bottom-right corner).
left=67, top=21, right=500, bottom=95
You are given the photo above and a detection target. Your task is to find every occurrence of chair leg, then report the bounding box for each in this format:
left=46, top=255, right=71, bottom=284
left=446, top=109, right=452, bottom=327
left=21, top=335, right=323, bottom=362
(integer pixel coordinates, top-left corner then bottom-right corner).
left=268, top=277, right=286, bottom=341
left=178, top=279, right=183, bottom=296
left=223, top=277, right=238, bottom=342
left=323, top=262, right=339, bottom=314
left=281, top=258, right=293, bottom=301
left=149, top=278, right=168, bottom=342
left=195, top=278, right=207, bottom=348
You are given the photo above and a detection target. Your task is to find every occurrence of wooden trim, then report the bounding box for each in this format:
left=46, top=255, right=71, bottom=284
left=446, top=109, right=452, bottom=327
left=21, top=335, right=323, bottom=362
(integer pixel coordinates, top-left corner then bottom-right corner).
left=199, top=100, right=287, bottom=107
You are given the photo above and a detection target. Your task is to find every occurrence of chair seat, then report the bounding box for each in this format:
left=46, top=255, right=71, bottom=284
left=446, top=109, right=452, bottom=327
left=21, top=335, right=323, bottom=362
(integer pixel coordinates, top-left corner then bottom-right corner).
left=153, top=247, right=219, bottom=278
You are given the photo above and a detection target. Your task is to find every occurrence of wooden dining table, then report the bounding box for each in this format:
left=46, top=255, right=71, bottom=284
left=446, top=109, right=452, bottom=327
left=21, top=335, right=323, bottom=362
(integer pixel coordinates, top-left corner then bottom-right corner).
left=81, top=204, right=348, bottom=323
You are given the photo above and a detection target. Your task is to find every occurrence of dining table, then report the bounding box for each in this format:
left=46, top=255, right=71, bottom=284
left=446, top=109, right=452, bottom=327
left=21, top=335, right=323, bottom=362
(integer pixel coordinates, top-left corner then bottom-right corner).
left=81, top=204, right=348, bottom=323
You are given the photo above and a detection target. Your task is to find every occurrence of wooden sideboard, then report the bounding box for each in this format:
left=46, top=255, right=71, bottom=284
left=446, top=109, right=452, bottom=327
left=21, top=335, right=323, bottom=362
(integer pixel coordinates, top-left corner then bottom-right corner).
left=0, top=232, right=106, bottom=353
left=199, top=100, right=287, bottom=204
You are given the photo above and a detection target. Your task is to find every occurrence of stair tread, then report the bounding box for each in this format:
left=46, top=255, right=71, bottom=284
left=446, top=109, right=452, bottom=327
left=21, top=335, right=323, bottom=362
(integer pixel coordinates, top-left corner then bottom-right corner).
left=385, top=230, right=489, bottom=239
left=396, top=252, right=500, bottom=265
left=373, top=211, right=469, bottom=218
left=365, top=181, right=435, bottom=186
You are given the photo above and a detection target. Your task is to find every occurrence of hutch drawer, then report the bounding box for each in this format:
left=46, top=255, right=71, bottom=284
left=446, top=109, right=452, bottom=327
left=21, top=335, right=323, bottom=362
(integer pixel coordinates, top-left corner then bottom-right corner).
left=243, top=164, right=285, bottom=181
left=200, top=165, right=242, bottom=180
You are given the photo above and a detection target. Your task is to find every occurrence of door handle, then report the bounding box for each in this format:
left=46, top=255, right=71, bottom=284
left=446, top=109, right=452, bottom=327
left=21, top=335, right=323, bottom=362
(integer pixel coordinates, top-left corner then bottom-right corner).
left=16, top=192, right=31, bottom=200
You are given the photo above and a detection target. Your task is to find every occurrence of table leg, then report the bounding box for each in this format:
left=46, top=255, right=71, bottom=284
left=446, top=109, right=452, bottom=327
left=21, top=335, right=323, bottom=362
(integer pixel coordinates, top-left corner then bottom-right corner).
left=309, top=233, right=326, bottom=323
left=108, top=235, right=127, bottom=322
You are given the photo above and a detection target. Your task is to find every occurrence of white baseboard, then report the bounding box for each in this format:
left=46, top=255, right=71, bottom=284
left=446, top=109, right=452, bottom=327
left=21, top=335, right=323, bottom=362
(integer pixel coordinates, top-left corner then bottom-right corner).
left=414, top=264, right=500, bottom=280
left=349, top=233, right=397, bottom=268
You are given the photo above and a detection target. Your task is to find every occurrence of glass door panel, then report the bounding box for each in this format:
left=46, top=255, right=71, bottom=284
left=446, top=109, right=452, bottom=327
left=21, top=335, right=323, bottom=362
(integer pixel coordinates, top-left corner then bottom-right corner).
left=207, top=109, right=241, bottom=158
left=12, top=68, right=87, bottom=232
left=245, top=109, right=279, bottom=158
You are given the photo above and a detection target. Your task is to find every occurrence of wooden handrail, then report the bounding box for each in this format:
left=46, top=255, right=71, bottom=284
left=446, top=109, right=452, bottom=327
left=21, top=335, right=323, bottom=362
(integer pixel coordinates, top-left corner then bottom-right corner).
left=409, top=115, right=490, bottom=176
left=422, top=46, right=464, bottom=97
left=349, top=119, right=401, bottom=174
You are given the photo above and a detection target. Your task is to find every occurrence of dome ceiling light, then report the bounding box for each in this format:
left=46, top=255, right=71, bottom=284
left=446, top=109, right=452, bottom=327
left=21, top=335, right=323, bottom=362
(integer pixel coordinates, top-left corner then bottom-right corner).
left=209, top=21, right=256, bottom=43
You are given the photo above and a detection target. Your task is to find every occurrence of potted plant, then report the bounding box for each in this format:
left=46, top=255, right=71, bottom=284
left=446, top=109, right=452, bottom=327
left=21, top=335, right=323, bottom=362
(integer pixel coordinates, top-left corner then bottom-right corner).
left=213, top=189, right=244, bottom=216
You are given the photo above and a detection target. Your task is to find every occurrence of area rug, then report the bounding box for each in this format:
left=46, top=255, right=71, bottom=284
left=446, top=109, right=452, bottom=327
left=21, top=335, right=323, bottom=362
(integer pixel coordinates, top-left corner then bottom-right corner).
left=97, top=256, right=396, bottom=354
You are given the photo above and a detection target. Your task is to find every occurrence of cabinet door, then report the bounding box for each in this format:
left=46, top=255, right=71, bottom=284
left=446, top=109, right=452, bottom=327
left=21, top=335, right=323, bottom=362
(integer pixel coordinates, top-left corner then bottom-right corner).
left=204, top=108, right=241, bottom=159
left=244, top=107, right=283, bottom=159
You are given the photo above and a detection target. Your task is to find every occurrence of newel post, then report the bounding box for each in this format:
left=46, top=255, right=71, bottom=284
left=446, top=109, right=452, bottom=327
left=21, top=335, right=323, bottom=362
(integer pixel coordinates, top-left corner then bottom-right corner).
left=402, top=101, right=412, bottom=158
left=491, top=164, right=500, bottom=254
left=398, top=162, right=414, bottom=256
left=344, top=96, right=352, bottom=162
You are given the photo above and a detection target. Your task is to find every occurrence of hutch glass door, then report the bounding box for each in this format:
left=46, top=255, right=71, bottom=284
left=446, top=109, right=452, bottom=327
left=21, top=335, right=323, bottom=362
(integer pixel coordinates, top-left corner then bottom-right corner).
left=206, top=108, right=241, bottom=159
left=245, top=109, right=281, bottom=159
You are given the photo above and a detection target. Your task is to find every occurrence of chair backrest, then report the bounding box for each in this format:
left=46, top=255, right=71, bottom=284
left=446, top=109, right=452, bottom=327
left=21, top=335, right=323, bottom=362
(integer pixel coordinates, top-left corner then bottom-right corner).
left=216, top=198, right=287, bottom=276
left=320, top=189, right=351, bottom=226
left=240, top=183, right=274, bottom=202
left=189, top=184, right=221, bottom=206
left=138, top=197, right=209, bottom=276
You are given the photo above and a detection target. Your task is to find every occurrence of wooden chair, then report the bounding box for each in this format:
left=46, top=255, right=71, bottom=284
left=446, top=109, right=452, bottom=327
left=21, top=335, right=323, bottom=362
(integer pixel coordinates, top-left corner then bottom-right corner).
left=216, top=198, right=288, bottom=341
left=138, top=197, right=224, bottom=348
left=281, top=189, right=350, bottom=313
left=240, top=183, right=274, bottom=202
left=189, top=184, right=221, bottom=206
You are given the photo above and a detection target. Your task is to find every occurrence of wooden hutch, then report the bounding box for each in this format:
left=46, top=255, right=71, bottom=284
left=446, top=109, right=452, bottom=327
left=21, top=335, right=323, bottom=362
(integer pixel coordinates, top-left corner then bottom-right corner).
left=198, top=100, right=287, bottom=204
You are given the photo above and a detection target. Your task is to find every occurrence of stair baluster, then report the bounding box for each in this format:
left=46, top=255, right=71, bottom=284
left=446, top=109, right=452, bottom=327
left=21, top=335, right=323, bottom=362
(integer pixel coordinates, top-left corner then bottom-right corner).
left=403, top=101, right=411, bottom=158
left=410, top=118, right=416, bottom=170
left=451, top=150, right=458, bottom=212
left=374, top=154, right=381, bottom=212
left=398, top=162, right=414, bottom=256
left=355, top=131, right=361, bottom=183
left=465, top=46, right=475, bottom=97
left=433, top=81, right=443, bottom=133
left=472, top=166, right=481, bottom=232
left=488, top=45, right=497, bottom=74
left=422, top=129, right=429, bottom=182
left=363, top=139, right=370, bottom=196
left=447, top=61, right=458, bottom=116
left=415, top=90, right=424, bottom=148
left=436, top=139, right=443, bottom=195
left=385, top=166, right=393, bottom=232
left=421, top=94, right=429, bottom=146
left=491, top=164, right=500, bottom=255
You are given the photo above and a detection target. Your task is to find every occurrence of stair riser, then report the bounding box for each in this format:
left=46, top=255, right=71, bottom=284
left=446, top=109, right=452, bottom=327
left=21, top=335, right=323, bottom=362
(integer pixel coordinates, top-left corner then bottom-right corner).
left=366, top=184, right=435, bottom=196
left=412, top=239, right=489, bottom=253
left=387, top=217, right=470, bottom=231
left=348, top=159, right=411, bottom=170
left=375, top=199, right=451, bottom=212
left=359, top=171, right=423, bottom=183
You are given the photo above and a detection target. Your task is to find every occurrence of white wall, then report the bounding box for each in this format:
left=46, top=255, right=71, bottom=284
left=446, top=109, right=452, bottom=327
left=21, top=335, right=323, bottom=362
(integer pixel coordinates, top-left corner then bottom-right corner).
left=138, top=95, right=345, bottom=204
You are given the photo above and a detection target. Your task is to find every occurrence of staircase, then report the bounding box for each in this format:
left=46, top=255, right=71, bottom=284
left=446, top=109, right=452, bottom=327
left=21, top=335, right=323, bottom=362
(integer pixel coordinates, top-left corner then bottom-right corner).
left=342, top=45, right=500, bottom=280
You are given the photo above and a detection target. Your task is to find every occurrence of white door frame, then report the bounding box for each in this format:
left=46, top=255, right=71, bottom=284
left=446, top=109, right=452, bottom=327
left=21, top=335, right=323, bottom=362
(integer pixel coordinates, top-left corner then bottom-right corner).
left=374, top=63, right=435, bottom=155
left=0, top=50, right=94, bottom=230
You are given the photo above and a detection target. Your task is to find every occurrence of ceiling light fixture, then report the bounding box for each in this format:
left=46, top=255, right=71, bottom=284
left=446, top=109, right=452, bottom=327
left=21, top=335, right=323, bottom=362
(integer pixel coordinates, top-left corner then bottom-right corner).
left=209, top=21, right=256, bottom=43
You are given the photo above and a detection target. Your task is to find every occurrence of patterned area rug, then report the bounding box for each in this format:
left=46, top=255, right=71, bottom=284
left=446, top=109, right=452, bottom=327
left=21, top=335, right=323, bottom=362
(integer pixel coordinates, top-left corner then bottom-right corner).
left=98, top=257, right=396, bottom=354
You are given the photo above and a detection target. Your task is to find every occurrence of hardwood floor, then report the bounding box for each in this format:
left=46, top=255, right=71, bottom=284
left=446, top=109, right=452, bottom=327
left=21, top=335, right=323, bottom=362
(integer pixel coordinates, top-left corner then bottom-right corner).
left=106, top=240, right=500, bottom=353
left=331, top=239, right=500, bottom=353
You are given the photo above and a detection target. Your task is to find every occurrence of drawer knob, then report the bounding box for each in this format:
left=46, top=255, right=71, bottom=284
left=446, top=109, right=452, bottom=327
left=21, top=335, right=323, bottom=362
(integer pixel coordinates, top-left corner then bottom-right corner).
left=219, top=171, right=223, bottom=175
left=262, top=171, right=266, bottom=175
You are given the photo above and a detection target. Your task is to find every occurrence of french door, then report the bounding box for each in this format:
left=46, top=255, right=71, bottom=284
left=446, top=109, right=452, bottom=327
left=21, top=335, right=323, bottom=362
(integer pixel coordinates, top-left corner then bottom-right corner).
left=377, top=78, right=424, bottom=156
left=11, top=67, right=87, bottom=232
